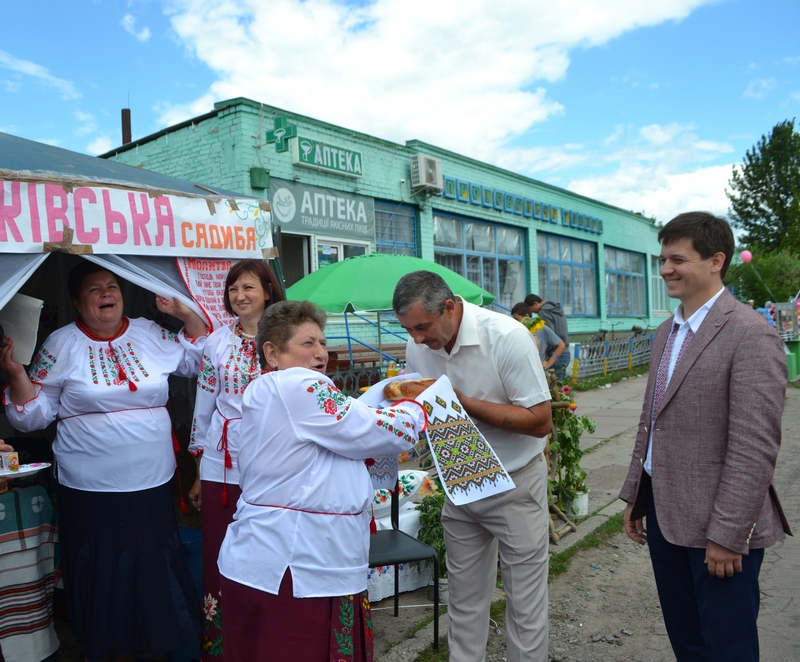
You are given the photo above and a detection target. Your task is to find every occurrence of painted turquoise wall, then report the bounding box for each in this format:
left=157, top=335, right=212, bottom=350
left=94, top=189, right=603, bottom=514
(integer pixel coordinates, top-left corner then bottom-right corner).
left=105, top=97, right=673, bottom=337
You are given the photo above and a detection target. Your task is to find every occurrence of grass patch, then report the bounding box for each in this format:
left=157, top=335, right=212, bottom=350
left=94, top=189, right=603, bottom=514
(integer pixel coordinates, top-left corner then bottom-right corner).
left=413, top=601, right=506, bottom=662
left=548, top=512, right=625, bottom=581
left=570, top=364, right=649, bottom=391
left=405, top=603, right=447, bottom=639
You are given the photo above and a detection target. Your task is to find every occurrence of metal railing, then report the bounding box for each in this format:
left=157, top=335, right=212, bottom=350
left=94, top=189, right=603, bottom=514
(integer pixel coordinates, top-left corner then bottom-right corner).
left=572, top=335, right=653, bottom=378
left=326, top=361, right=383, bottom=397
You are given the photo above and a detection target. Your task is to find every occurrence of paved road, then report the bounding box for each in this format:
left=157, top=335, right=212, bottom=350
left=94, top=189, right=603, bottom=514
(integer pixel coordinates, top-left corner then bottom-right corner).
left=571, top=376, right=800, bottom=661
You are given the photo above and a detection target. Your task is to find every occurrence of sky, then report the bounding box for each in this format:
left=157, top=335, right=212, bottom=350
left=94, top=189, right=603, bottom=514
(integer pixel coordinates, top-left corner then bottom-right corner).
left=2, top=0, right=799, bottom=224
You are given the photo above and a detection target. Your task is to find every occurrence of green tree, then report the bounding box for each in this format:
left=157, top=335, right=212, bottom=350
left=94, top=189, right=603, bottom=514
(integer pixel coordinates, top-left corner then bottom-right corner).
left=727, top=119, right=800, bottom=253
left=724, top=250, right=800, bottom=305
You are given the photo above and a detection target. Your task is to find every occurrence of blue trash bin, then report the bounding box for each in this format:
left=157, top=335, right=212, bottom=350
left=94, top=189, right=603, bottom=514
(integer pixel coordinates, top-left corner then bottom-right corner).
left=170, top=527, right=203, bottom=662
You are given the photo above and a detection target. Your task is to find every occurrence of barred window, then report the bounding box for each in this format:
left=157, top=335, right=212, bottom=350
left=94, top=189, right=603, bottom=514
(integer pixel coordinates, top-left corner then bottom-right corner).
left=375, top=201, right=416, bottom=256
left=536, top=233, right=597, bottom=316
left=605, top=247, right=646, bottom=316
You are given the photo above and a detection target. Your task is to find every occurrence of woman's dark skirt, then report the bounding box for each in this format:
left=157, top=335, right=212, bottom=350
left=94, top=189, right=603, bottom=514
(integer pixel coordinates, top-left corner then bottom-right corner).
left=200, top=480, right=242, bottom=661
left=220, top=569, right=374, bottom=662
left=57, top=480, right=202, bottom=662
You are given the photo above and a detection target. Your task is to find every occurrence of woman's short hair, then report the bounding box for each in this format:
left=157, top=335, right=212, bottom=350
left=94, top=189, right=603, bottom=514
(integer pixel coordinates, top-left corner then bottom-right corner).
left=255, top=300, right=327, bottom=369
left=67, top=261, right=119, bottom=301
left=223, top=259, right=285, bottom=317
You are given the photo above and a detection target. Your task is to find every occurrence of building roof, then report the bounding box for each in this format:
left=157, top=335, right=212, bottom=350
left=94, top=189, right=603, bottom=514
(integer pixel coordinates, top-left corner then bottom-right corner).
left=0, top=131, right=252, bottom=200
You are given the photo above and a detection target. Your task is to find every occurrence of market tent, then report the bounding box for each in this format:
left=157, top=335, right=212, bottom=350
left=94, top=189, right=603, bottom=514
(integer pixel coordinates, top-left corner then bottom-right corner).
left=0, top=132, right=271, bottom=317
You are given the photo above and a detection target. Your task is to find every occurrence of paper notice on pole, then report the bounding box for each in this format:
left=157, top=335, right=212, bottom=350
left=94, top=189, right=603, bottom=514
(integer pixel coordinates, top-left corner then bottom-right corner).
left=177, top=257, right=238, bottom=331
left=0, top=293, right=44, bottom=365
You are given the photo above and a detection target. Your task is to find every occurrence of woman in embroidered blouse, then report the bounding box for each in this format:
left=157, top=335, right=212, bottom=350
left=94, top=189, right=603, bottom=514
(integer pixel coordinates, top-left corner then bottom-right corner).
left=186, top=258, right=283, bottom=660
left=217, top=300, right=427, bottom=662
left=0, top=261, right=208, bottom=662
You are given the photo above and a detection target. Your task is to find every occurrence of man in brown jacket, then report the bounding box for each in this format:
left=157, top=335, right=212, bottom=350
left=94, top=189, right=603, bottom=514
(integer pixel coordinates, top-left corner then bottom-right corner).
left=619, top=212, right=790, bottom=661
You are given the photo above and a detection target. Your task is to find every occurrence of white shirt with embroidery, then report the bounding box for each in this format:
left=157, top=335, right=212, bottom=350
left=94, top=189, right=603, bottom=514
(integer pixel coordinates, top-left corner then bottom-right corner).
left=3, top=318, right=204, bottom=492
left=217, top=367, right=426, bottom=598
left=189, top=324, right=260, bottom=485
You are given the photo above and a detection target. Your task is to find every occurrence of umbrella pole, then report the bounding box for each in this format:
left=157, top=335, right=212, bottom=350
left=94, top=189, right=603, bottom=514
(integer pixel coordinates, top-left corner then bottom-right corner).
left=378, top=311, right=382, bottom=366
left=344, top=312, right=354, bottom=363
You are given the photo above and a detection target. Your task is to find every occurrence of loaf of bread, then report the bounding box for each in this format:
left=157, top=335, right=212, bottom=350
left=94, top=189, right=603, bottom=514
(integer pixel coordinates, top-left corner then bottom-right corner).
left=383, top=378, right=436, bottom=401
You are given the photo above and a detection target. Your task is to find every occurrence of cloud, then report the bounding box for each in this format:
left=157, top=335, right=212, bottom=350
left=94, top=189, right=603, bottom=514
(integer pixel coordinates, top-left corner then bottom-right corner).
left=121, top=14, right=152, bottom=42
left=0, top=50, right=81, bottom=100
left=74, top=110, right=98, bottom=136
left=570, top=163, right=733, bottom=224
left=552, top=123, right=736, bottom=223
left=743, top=77, right=775, bottom=99
left=159, top=0, right=715, bottom=161
left=152, top=0, right=732, bottom=227
left=86, top=135, right=115, bottom=155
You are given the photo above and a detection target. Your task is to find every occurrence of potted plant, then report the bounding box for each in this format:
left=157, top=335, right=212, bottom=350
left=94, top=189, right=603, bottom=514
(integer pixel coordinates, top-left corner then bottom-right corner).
left=549, top=385, right=596, bottom=517
left=416, top=482, right=449, bottom=602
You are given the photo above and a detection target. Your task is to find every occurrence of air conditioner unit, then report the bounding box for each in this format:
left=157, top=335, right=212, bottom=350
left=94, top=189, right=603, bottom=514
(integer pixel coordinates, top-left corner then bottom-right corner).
left=410, top=154, right=444, bottom=191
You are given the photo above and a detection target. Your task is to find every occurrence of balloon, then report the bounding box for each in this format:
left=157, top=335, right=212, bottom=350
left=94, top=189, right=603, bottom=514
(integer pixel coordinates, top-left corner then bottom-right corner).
left=740, top=250, right=752, bottom=263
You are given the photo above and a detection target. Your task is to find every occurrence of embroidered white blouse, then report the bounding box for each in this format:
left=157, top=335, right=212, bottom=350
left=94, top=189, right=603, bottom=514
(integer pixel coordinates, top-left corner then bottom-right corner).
left=217, top=367, right=426, bottom=598
left=3, top=318, right=204, bottom=492
left=189, top=324, right=260, bottom=485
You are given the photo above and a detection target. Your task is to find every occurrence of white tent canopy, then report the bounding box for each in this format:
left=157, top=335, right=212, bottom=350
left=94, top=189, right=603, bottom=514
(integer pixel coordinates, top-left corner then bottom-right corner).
left=0, top=131, right=273, bottom=331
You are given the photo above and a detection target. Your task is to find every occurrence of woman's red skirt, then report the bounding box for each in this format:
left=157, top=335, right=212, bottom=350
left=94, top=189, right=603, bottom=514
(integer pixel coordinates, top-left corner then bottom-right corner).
left=220, top=568, right=374, bottom=662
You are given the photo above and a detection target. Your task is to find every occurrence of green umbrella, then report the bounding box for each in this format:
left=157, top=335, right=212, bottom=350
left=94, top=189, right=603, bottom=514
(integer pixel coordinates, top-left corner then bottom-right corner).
left=286, top=252, right=495, bottom=313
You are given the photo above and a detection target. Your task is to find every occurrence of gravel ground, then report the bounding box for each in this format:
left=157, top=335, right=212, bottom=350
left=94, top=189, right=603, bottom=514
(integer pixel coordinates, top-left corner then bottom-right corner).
left=479, top=531, right=670, bottom=662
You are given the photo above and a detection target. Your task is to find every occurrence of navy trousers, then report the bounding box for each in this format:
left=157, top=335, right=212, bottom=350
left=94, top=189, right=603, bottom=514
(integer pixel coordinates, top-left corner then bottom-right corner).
left=646, top=482, right=764, bottom=662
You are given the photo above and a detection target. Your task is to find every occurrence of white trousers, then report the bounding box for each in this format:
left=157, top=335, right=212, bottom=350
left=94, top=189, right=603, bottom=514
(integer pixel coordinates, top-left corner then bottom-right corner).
left=441, top=455, right=549, bottom=662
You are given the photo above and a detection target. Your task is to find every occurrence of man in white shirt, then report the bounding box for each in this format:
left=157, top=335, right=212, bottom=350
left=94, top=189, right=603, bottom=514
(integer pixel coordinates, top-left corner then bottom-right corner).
left=620, top=212, right=789, bottom=661
left=393, top=271, right=552, bottom=662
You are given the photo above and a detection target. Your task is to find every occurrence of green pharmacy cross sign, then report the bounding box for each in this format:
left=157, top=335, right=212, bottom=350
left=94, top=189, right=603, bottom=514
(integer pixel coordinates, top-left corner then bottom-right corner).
left=266, top=116, right=297, bottom=153
left=267, top=115, right=364, bottom=178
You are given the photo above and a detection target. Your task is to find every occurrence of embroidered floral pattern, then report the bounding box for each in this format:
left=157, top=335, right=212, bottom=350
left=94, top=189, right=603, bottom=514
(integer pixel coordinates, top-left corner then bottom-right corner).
left=201, top=591, right=224, bottom=657
left=332, top=591, right=373, bottom=661
left=86, top=342, right=149, bottom=387
left=224, top=335, right=259, bottom=395
left=373, top=409, right=416, bottom=445
left=307, top=380, right=351, bottom=420
left=198, top=354, right=218, bottom=393
left=28, top=347, right=56, bottom=382
left=161, top=327, right=179, bottom=343
left=335, top=595, right=355, bottom=657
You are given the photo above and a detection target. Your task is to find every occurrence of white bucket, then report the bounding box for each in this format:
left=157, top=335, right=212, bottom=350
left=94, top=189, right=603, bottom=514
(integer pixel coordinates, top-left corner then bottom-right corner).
left=568, top=490, right=589, bottom=517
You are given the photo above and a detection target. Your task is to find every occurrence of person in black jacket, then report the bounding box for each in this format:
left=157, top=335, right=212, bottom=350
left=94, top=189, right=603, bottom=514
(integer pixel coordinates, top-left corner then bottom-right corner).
left=524, top=294, right=570, bottom=380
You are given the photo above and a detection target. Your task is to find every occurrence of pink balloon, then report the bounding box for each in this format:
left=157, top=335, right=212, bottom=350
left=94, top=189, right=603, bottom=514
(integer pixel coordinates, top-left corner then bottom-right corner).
left=740, top=250, right=752, bottom=263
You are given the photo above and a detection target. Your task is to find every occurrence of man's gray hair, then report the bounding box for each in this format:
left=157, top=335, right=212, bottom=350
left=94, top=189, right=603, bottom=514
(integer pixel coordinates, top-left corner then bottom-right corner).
left=393, top=270, right=455, bottom=316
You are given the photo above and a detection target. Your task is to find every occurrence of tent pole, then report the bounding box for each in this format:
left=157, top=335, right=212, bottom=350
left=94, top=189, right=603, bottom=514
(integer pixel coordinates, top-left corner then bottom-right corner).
left=377, top=311, right=382, bottom=363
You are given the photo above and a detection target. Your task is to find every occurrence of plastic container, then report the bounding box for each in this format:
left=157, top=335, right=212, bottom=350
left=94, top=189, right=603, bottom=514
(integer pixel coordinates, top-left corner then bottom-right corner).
left=170, top=527, right=202, bottom=662
left=787, top=353, right=798, bottom=382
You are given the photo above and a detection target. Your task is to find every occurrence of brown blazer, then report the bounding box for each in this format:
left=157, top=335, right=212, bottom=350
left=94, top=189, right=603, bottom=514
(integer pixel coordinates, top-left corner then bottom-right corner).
left=620, top=289, right=791, bottom=554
